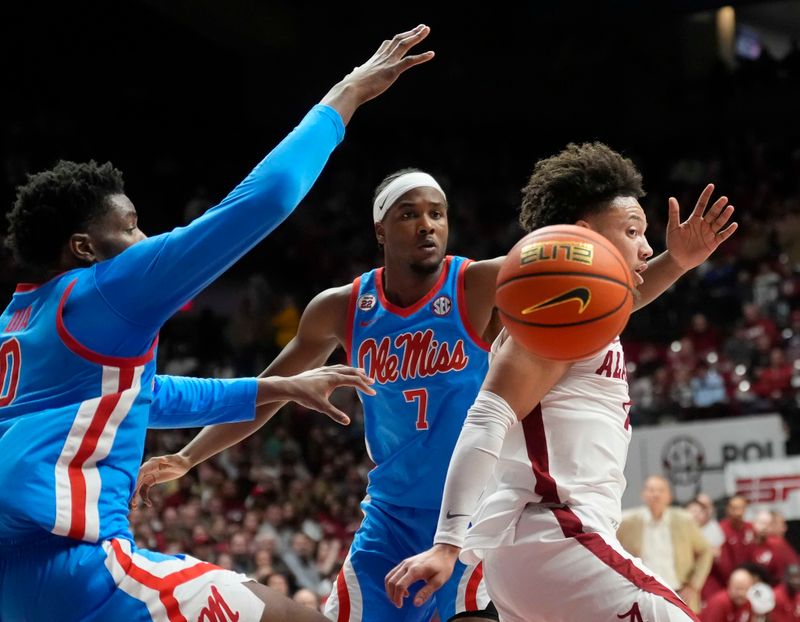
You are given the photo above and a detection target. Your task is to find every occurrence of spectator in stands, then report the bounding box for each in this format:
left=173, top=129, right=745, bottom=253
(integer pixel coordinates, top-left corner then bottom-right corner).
left=687, top=494, right=726, bottom=556
left=293, top=588, right=322, bottom=611
left=772, top=563, right=800, bottom=622
left=617, top=475, right=713, bottom=612
left=701, top=567, right=755, bottom=622
left=690, top=361, right=728, bottom=419
left=742, top=302, right=779, bottom=348
left=753, top=347, right=794, bottom=409
left=282, top=532, right=324, bottom=595
left=752, top=510, right=798, bottom=586
left=704, top=496, right=757, bottom=601
left=685, top=312, right=722, bottom=359
left=266, top=572, right=291, bottom=597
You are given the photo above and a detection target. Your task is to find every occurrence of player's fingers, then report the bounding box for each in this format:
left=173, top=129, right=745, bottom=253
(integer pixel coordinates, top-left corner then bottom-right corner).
left=716, top=221, right=738, bottom=243
left=712, top=204, right=735, bottom=229
left=385, top=566, right=406, bottom=605
left=690, top=183, right=714, bottom=218
left=396, top=52, right=436, bottom=74
left=387, top=564, right=419, bottom=606
left=331, top=373, right=377, bottom=396
left=667, top=197, right=680, bottom=230
left=413, top=576, right=445, bottom=607
left=318, top=401, right=351, bottom=426
left=704, top=195, right=728, bottom=221
left=387, top=24, right=429, bottom=56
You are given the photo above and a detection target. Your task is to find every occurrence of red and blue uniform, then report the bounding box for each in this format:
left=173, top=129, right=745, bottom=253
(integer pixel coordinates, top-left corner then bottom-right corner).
left=0, top=104, right=344, bottom=621
left=324, top=256, right=491, bottom=622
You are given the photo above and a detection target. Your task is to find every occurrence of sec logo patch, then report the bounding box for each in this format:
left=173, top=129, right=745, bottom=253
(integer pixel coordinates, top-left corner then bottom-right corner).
left=432, top=295, right=452, bottom=317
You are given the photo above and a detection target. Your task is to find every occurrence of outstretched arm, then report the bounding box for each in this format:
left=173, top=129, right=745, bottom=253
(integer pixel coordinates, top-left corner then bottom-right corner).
left=634, top=183, right=737, bottom=311
left=133, top=286, right=354, bottom=505
left=385, top=334, right=570, bottom=608
left=68, top=26, right=435, bottom=356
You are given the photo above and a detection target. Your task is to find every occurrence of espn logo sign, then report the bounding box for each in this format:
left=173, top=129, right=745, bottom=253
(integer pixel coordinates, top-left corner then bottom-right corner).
left=736, top=474, right=800, bottom=503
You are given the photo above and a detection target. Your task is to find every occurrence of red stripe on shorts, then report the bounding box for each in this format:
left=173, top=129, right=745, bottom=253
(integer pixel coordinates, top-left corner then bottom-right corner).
left=465, top=562, right=484, bottom=611
left=336, top=569, right=351, bottom=622
left=110, top=539, right=226, bottom=622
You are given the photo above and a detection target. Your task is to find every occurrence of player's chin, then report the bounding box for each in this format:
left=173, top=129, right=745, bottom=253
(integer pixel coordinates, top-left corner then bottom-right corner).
left=410, top=253, right=445, bottom=275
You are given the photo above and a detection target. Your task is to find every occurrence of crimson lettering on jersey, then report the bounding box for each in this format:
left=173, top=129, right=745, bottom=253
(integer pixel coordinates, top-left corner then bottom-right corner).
left=196, top=585, right=240, bottom=622
left=357, top=329, right=469, bottom=385
left=617, top=603, right=644, bottom=622
left=0, top=337, right=21, bottom=407
left=594, top=349, right=628, bottom=381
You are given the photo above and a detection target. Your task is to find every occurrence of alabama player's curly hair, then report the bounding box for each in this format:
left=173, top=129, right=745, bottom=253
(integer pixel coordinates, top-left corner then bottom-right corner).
left=518, top=142, right=644, bottom=232
left=6, top=160, right=125, bottom=272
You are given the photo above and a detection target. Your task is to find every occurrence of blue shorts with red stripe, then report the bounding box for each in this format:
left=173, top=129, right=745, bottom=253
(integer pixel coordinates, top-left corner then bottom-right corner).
left=324, top=497, right=488, bottom=622
left=0, top=532, right=265, bottom=621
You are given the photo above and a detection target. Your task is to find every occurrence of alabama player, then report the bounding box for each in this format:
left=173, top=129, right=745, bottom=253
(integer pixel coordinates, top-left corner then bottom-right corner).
left=385, top=142, right=738, bottom=622
left=0, top=26, right=432, bottom=622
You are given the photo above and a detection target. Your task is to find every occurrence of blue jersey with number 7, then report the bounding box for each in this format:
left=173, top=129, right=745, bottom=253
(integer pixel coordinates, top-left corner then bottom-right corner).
left=347, top=255, right=490, bottom=510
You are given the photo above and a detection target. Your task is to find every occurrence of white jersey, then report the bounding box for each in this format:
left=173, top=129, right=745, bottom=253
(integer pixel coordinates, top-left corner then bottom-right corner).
left=462, top=331, right=632, bottom=563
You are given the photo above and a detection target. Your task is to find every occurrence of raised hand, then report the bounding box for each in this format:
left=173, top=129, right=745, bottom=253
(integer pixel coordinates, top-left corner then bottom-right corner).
left=321, top=24, right=434, bottom=124
left=666, top=183, right=738, bottom=271
left=384, top=544, right=460, bottom=609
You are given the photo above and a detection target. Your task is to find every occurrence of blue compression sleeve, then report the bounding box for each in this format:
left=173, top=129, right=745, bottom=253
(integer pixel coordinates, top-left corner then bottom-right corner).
left=148, top=375, right=258, bottom=429
left=63, top=105, right=344, bottom=356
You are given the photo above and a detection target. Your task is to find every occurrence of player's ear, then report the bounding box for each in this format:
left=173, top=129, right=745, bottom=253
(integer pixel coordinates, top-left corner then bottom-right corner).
left=574, top=219, right=592, bottom=230
left=375, top=221, right=386, bottom=246
left=68, top=232, right=99, bottom=265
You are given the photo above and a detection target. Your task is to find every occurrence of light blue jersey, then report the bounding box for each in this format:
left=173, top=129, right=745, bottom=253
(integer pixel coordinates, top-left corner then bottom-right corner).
left=325, top=255, right=491, bottom=621
left=0, top=103, right=346, bottom=621
left=347, top=255, right=490, bottom=510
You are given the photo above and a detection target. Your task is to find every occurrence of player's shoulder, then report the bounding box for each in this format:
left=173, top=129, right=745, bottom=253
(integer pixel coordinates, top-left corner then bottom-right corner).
left=307, top=284, right=352, bottom=315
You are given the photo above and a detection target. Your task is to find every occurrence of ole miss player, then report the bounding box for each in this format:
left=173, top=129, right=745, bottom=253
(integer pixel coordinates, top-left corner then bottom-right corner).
left=0, top=26, right=432, bottom=622
left=136, top=168, right=505, bottom=621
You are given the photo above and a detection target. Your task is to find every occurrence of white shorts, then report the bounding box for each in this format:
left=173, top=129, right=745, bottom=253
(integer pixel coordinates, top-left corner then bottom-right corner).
left=480, top=505, right=699, bottom=622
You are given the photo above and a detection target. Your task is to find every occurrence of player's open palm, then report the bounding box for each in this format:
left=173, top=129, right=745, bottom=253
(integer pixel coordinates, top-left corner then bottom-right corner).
left=666, top=183, right=738, bottom=270
left=385, top=545, right=459, bottom=609
left=132, top=453, right=191, bottom=509
left=273, top=365, right=376, bottom=425
left=342, top=24, right=434, bottom=104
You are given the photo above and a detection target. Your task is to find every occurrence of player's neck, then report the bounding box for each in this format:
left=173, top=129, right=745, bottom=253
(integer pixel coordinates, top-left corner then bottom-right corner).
left=381, top=261, right=444, bottom=308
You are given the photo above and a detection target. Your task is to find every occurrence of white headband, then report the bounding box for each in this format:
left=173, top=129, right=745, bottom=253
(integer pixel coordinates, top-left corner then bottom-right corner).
left=372, top=172, right=446, bottom=223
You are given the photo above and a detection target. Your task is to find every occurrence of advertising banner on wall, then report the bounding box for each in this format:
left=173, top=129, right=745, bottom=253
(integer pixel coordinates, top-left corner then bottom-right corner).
left=725, top=457, right=800, bottom=520
left=623, top=414, right=784, bottom=509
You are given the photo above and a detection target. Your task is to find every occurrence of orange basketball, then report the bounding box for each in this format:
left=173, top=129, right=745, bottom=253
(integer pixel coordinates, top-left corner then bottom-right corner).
left=496, top=224, right=635, bottom=361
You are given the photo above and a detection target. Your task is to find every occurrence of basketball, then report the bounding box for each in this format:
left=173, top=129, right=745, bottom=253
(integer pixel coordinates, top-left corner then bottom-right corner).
left=496, top=224, right=635, bottom=361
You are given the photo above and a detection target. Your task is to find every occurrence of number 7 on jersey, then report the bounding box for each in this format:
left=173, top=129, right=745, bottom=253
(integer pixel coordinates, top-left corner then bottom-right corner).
left=403, top=388, right=429, bottom=430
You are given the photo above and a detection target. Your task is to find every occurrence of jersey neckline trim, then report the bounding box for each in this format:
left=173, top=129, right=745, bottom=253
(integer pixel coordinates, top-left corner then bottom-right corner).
left=374, top=256, right=453, bottom=318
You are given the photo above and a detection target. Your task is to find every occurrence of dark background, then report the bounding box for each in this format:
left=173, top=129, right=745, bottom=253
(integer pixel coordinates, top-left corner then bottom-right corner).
left=4, top=1, right=799, bottom=297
